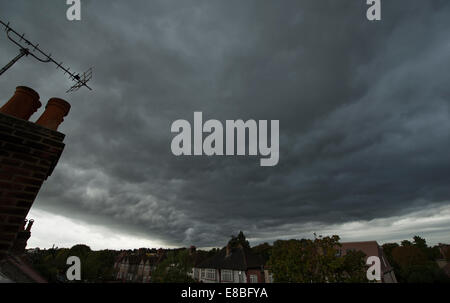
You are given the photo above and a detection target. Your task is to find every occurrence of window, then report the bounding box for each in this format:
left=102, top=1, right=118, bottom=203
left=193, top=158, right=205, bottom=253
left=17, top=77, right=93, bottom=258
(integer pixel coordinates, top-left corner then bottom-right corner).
left=221, top=270, right=233, bottom=282
left=201, top=269, right=205, bottom=279
left=249, top=274, right=258, bottom=283
left=206, top=269, right=216, bottom=280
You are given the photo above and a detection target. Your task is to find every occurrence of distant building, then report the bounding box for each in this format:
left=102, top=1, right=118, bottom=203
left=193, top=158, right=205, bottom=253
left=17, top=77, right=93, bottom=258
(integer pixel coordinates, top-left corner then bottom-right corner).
left=436, top=243, right=450, bottom=278
left=114, top=249, right=166, bottom=283
left=437, top=243, right=450, bottom=260
left=192, top=244, right=266, bottom=283
left=339, top=241, right=397, bottom=283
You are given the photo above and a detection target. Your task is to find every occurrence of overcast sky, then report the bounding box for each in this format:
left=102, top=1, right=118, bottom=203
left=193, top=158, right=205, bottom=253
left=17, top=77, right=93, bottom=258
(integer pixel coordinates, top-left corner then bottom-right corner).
left=1, top=0, right=449, bottom=250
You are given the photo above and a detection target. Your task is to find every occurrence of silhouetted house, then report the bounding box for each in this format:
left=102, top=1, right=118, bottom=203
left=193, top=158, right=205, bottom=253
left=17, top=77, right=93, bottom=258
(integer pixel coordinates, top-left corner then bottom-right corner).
left=115, top=254, right=140, bottom=282
left=0, top=86, right=71, bottom=282
left=192, top=244, right=265, bottom=283
left=0, top=254, right=46, bottom=283
left=338, top=241, right=397, bottom=283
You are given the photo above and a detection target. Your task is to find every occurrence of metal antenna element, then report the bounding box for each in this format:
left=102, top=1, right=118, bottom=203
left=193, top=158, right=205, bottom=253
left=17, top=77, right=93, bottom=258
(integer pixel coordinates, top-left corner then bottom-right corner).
left=0, top=19, right=92, bottom=93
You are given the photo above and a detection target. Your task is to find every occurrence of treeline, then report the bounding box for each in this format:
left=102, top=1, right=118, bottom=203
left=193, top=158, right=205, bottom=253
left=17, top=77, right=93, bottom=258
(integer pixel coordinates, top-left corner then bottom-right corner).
left=28, top=233, right=449, bottom=283
left=29, top=244, right=117, bottom=283
left=150, top=233, right=370, bottom=283
left=382, top=236, right=449, bottom=283
left=265, top=235, right=368, bottom=282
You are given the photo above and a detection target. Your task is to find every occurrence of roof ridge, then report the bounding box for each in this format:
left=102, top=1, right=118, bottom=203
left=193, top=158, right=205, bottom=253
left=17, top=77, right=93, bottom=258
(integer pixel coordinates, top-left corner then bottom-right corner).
left=342, top=241, right=378, bottom=244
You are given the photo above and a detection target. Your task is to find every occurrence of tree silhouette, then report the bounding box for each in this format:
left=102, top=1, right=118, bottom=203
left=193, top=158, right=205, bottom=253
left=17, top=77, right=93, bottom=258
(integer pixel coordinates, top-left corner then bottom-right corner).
left=227, top=231, right=250, bottom=249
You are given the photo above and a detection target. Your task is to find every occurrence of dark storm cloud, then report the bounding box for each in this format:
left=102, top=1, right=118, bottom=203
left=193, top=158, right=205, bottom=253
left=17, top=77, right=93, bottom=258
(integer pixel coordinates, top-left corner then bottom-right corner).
left=1, top=0, right=449, bottom=247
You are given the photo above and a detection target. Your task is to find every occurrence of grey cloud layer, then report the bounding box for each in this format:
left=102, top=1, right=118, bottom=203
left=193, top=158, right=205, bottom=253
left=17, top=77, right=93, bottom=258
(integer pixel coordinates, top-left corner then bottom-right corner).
left=0, top=0, right=449, bottom=247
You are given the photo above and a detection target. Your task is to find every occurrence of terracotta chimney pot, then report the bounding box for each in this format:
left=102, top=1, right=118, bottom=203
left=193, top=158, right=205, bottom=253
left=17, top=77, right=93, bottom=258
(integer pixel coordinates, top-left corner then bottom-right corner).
left=22, top=219, right=28, bottom=231
left=36, top=98, right=71, bottom=131
left=0, top=86, right=41, bottom=120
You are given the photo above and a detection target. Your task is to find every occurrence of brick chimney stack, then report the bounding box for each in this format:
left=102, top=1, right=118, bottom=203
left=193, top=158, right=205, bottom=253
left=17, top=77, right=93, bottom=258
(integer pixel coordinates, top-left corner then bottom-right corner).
left=226, top=244, right=231, bottom=257
left=0, top=86, right=70, bottom=258
left=10, top=219, right=34, bottom=255
left=25, top=218, right=34, bottom=232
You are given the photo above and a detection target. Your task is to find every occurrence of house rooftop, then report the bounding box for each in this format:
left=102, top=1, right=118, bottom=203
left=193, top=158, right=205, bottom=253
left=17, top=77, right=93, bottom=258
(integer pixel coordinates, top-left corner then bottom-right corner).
left=0, top=255, right=47, bottom=283
left=196, top=246, right=264, bottom=271
left=340, top=241, right=380, bottom=258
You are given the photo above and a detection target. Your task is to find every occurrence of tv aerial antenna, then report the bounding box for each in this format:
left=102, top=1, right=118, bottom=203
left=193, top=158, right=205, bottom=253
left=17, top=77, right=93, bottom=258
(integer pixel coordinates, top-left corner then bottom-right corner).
left=0, top=19, right=92, bottom=93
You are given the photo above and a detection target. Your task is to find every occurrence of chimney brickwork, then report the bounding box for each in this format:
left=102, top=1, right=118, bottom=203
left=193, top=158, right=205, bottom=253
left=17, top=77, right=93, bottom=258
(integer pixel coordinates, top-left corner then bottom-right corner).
left=0, top=87, right=69, bottom=258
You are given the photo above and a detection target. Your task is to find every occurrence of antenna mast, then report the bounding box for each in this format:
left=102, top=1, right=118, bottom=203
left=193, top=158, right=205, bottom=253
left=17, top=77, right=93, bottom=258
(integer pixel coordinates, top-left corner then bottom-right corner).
left=0, top=19, right=92, bottom=93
